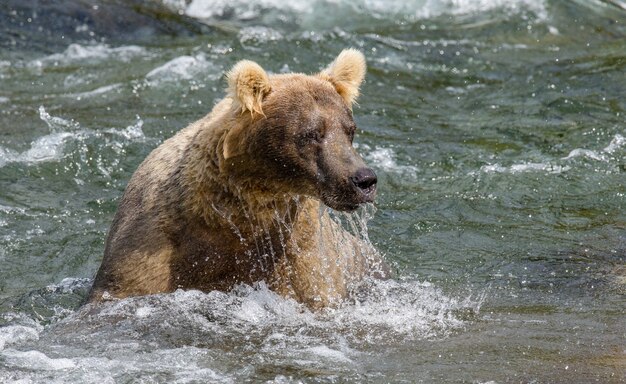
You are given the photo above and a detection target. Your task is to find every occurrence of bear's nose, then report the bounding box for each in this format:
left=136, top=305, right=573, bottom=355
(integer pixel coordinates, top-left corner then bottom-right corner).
left=351, top=167, right=377, bottom=193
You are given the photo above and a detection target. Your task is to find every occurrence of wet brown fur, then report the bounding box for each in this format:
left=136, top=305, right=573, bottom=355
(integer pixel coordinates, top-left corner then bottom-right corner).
left=88, top=49, right=387, bottom=308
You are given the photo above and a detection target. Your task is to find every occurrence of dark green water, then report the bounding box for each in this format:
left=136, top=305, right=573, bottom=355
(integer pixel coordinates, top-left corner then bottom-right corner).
left=1, top=0, right=625, bottom=382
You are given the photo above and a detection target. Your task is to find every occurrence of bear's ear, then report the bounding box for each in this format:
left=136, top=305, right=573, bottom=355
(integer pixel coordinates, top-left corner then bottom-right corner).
left=227, top=60, right=271, bottom=117
left=320, top=48, right=366, bottom=106
left=223, top=122, right=246, bottom=160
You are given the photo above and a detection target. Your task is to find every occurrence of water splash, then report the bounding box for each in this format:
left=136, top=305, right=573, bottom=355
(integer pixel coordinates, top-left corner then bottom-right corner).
left=0, top=200, right=479, bottom=382
left=38, top=106, right=80, bottom=133
left=0, top=277, right=478, bottom=384
left=562, top=134, right=625, bottom=162
left=0, top=325, right=41, bottom=351
left=145, top=54, right=220, bottom=84
left=0, top=118, right=73, bottom=169
left=64, top=83, right=123, bottom=101
left=29, top=44, right=148, bottom=68
left=479, top=133, right=625, bottom=175
left=238, top=26, right=285, bottom=44
left=359, top=144, right=419, bottom=178
left=0, top=107, right=146, bottom=170
left=2, top=350, right=77, bottom=371
left=7, top=276, right=476, bottom=343
left=480, top=162, right=570, bottom=175
left=105, top=116, right=145, bottom=141
left=171, top=0, right=548, bottom=24
left=603, top=134, right=625, bottom=154
left=0, top=196, right=479, bottom=380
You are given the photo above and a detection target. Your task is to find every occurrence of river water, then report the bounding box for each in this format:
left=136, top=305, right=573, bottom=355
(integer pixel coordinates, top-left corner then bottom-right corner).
left=1, top=0, right=625, bottom=382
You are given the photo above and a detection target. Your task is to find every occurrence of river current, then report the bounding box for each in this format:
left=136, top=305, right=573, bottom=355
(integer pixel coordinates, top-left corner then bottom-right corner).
left=0, top=0, right=625, bottom=382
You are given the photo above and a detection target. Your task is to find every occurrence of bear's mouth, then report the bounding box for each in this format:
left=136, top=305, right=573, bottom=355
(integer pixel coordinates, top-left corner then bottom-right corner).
left=358, top=183, right=377, bottom=201
left=320, top=182, right=377, bottom=212
left=315, top=166, right=377, bottom=212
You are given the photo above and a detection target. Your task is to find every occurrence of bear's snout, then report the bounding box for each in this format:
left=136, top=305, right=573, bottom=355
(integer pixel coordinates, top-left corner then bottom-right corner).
left=350, top=167, right=377, bottom=202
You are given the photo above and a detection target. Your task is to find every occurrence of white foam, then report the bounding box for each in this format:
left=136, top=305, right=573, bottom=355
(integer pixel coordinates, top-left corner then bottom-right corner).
left=0, top=325, right=40, bottom=351
left=178, top=0, right=547, bottom=22
left=0, top=204, right=25, bottom=214
left=66, top=83, right=122, bottom=100
left=0, top=278, right=477, bottom=382
left=185, top=0, right=312, bottom=20
left=305, top=345, right=353, bottom=363
left=38, top=106, right=79, bottom=133
left=0, top=107, right=77, bottom=165
left=603, top=134, right=625, bottom=154
left=63, top=73, right=98, bottom=88
left=22, top=132, right=73, bottom=163
left=31, top=44, right=147, bottom=67
left=2, top=349, right=76, bottom=370
left=333, top=279, right=473, bottom=338
left=0, top=96, right=9, bottom=103
left=239, top=26, right=284, bottom=44
left=0, top=347, right=233, bottom=383
left=347, top=0, right=547, bottom=20
left=361, top=145, right=419, bottom=176
left=161, top=0, right=189, bottom=10
left=0, top=131, right=73, bottom=168
left=135, top=306, right=153, bottom=318
left=228, top=283, right=312, bottom=325
left=45, top=278, right=92, bottom=294
left=481, top=162, right=569, bottom=174
left=562, top=133, right=625, bottom=161
left=104, top=117, right=145, bottom=140
left=173, top=366, right=231, bottom=383
left=0, top=147, right=16, bottom=168
left=80, top=278, right=474, bottom=340
left=445, top=84, right=486, bottom=94
left=0, top=107, right=146, bottom=169
left=145, top=54, right=218, bottom=83
left=481, top=134, right=625, bottom=175
left=562, top=148, right=606, bottom=161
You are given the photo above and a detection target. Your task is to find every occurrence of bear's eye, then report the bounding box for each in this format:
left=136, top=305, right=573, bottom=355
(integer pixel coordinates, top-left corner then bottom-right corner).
left=346, top=124, right=356, bottom=142
left=298, top=129, right=322, bottom=147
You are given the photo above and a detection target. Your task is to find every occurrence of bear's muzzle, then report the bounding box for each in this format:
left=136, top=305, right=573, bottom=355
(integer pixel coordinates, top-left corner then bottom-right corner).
left=350, top=167, right=377, bottom=203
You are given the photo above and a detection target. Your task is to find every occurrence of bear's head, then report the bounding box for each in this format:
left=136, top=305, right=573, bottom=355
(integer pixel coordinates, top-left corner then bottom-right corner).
left=221, top=49, right=377, bottom=212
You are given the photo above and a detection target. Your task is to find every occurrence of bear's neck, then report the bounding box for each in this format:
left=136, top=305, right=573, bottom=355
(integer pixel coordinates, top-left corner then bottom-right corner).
left=211, top=189, right=312, bottom=234
left=179, top=123, right=315, bottom=238
left=192, top=178, right=315, bottom=246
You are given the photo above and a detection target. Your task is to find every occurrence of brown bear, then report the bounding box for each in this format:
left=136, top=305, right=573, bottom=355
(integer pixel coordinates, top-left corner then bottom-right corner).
left=88, top=49, right=388, bottom=308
